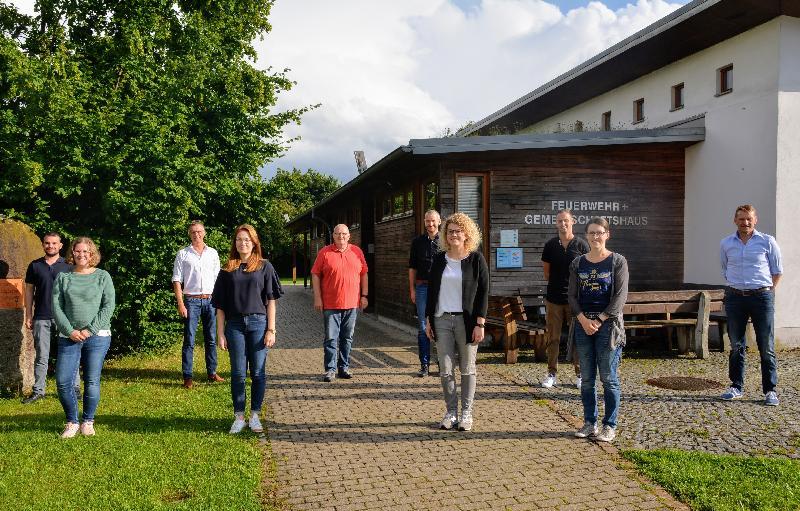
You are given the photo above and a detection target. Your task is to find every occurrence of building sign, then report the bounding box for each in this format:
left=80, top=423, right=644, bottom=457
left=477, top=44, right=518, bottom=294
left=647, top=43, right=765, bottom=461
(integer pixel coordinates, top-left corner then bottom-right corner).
left=524, top=200, right=648, bottom=226
left=500, top=229, right=518, bottom=247
left=0, top=279, right=24, bottom=309
left=496, top=247, right=523, bottom=268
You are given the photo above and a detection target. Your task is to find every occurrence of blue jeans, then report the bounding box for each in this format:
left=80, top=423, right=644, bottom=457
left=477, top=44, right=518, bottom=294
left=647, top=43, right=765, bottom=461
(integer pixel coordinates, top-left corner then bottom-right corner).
left=32, top=319, right=79, bottom=395
left=575, top=321, right=622, bottom=428
left=725, top=290, right=777, bottom=393
left=225, top=314, right=268, bottom=414
left=415, top=283, right=431, bottom=367
left=56, top=335, right=111, bottom=423
left=182, top=297, right=218, bottom=378
left=323, top=309, right=358, bottom=373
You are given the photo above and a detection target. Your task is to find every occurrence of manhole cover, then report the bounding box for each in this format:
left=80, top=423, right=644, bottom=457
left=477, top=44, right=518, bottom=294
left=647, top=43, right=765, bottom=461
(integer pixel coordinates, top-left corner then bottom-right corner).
left=646, top=376, right=724, bottom=391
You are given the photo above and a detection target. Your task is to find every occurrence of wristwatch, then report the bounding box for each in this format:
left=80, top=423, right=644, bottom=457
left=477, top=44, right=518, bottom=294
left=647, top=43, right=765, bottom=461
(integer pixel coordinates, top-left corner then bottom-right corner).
left=361, top=294, right=368, bottom=298
left=266, top=328, right=276, bottom=334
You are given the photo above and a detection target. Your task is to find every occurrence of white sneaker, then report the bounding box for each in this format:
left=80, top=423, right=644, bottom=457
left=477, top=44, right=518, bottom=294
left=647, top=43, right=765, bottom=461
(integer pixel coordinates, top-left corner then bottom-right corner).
left=229, top=414, right=247, bottom=434
left=595, top=424, right=616, bottom=442
left=575, top=421, right=597, bottom=438
left=575, top=376, right=582, bottom=390
left=249, top=412, right=263, bottom=433
left=60, top=422, right=79, bottom=439
left=439, top=411, right=458, bottom=430
left=458, top=410, right=473, bottom=431
left=80, top=421, right=96, bottom=436
left=541, top=373, right=557, bottom=388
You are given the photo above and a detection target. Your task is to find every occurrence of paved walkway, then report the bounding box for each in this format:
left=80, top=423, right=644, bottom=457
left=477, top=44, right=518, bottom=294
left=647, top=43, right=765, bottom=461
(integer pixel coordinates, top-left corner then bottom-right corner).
left=491, top=339, right=800, bottom=458
left=267, top=287, right=685, bottom=511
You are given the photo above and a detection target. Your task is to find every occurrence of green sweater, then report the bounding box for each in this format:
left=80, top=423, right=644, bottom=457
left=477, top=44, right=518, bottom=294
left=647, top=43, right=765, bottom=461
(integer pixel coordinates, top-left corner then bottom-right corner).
left=52, top=269, right=116, bottom=337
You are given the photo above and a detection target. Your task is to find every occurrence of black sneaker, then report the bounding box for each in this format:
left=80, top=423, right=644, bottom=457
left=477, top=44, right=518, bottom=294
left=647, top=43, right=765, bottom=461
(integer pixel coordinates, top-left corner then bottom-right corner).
left=417, top=366, right=429, bottom=378
left=22, top=393, right=44, bottom=404
left=337, top=370, right=353, bottom=379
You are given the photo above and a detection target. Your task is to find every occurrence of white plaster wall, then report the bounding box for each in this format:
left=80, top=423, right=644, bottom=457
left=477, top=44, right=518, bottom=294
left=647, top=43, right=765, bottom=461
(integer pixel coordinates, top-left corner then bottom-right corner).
left=774, top=16, right=800, bottom=344
left=520, top=19, right=781, bottom=133
left=683, top=93, right=778, bottom=285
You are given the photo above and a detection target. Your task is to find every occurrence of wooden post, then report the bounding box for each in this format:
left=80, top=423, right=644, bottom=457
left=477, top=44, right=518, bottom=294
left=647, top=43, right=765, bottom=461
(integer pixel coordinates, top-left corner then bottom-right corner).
left=694, top=291, right=711, bottom=359
left=303, top=231, right=309, bottom=288
left=676, top=328, right=689, bottom=354
left=291, top=237, right=297, bottom=284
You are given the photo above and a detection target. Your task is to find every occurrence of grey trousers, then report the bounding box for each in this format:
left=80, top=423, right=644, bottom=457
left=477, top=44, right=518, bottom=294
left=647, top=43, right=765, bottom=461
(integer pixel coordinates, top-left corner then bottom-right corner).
left=433, top=314, right=478, bottom=415
left=32, top=319, right=79, bottom=395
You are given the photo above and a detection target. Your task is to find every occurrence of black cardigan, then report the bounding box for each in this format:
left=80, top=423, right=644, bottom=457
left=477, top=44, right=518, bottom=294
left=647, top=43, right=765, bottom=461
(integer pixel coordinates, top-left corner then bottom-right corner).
left=425, top=250, right=489, bottom=342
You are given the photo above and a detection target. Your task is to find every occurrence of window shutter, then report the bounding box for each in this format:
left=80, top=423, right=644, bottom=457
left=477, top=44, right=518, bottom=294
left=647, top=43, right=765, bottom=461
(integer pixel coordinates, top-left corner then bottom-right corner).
left=457, top=176, right=483, bottom=228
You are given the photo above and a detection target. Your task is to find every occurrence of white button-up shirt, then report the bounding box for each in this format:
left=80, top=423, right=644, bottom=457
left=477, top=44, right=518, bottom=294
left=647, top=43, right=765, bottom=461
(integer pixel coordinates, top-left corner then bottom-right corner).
left=172, top=244, right=220, bottom=295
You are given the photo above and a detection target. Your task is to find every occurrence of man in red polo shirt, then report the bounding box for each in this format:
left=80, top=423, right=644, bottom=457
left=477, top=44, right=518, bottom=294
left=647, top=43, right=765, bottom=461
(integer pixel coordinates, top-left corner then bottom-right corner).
left=311, top=224, right=369, bottom=382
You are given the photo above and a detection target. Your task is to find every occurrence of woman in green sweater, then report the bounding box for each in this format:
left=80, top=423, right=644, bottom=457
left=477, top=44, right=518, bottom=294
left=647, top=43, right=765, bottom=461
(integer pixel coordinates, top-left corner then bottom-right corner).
left=52, top=237, right=115, bottom=438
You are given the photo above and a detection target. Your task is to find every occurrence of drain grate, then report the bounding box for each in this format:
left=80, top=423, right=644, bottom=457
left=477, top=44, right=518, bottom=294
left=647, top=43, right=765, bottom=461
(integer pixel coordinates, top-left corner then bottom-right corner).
left=646, top=376, right=724, bottom=391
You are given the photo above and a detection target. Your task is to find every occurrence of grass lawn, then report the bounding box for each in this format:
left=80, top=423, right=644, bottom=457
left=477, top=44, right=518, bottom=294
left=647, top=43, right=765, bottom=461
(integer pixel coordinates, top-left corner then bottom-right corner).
left=0, top=345, right=277, bottom=511
left=624, top=449, right=800, bottom=511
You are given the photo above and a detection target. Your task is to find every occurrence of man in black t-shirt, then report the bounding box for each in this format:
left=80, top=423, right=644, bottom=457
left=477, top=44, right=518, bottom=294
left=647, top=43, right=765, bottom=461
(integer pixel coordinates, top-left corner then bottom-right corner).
left=23, top=232, right=77, bottom=403
left=540, top=210, right=589, bottom=389
left=408, top=210, right=441, bottom=377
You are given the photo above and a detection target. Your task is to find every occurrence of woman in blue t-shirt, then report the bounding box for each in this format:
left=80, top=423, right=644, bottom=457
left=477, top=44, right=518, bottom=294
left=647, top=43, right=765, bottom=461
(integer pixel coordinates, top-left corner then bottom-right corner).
left=212, top=224, right=283, bottom=434
left=567, top=217, right=628, bottom=443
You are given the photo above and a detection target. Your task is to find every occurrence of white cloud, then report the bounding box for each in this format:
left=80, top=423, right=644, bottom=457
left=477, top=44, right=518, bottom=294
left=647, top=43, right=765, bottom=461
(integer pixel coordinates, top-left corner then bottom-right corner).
left=4, top=0, right=687, bottom=182
left=263, top=0, right=685, bottom=182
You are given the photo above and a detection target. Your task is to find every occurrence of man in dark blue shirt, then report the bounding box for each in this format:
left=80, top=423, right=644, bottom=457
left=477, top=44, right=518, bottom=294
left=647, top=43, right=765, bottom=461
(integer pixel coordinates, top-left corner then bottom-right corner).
left=408, top=210, right=441, bottom=377
left=23, top=232, right=76, bottom=403
left=541, top=209, right=589, bottom=389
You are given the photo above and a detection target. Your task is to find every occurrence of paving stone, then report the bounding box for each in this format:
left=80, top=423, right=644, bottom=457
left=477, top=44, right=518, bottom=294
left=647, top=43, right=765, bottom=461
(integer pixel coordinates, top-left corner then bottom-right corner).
left=267, top=286, right=683, bottom=510
left=491, top=338, right=800, bottom=458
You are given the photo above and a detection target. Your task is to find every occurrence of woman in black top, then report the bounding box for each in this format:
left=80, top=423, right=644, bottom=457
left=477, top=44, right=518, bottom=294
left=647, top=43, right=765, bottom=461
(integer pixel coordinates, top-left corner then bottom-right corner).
left=425, top=212, right=489, bottom=432
left=568, top=217, right=628, bottom=443
left=212, top=224, right=282, bottom=434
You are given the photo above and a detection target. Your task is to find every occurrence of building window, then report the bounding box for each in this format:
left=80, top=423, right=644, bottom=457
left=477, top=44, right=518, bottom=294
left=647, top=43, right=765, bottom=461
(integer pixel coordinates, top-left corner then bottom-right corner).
left=601, top=111, right=611, bottom=131
left=633, top=99, right=644, bottom=124
left=378, top=188, right=414, bottom=222
left=671, top=83, right=684, bottom=111
left=717, top=64, right=733, bottom=95
left=348, top=207, right=360, bottom=230
left=423, top=181, right=438, bottom=212
left=574, top=120, right=584, bottom=132
left=381, top=198, right=391, bottom=221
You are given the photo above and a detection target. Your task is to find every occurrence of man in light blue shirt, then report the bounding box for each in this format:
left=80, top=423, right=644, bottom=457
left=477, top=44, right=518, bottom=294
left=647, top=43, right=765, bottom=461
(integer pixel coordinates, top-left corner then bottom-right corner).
left=719, top=204, right=782, bottom=406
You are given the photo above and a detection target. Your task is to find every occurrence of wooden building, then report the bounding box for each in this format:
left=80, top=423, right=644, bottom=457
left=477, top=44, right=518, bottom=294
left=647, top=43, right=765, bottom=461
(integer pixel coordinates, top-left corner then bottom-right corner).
left=290, top=0, right=800, bottom=345
left=288, top=128, right=703, bottom=325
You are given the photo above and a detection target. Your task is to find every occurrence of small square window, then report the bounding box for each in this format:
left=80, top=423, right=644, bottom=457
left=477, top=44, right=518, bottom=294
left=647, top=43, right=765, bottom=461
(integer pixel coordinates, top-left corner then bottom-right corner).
left=574, top=120, right=584, bottom=132
left=717, top=64, right=733, bottom=95
left=601, top=111, right=611, bottom=131
left=633, top=99, right=644, bottom=124
left=671, top=83, right=684, bottom=110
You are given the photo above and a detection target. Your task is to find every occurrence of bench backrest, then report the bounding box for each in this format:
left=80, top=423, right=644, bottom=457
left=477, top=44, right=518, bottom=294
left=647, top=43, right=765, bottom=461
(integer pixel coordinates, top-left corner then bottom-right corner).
left=489, top=295, right=527, bottom=322
left=624, top=290, right=724, bottom=314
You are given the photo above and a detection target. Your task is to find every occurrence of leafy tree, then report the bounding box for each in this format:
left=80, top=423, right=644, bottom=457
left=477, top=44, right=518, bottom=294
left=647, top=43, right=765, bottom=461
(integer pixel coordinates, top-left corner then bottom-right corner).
left=262, top=168, right=339, bottom=275
left=0, top=0, right=311, bottom=354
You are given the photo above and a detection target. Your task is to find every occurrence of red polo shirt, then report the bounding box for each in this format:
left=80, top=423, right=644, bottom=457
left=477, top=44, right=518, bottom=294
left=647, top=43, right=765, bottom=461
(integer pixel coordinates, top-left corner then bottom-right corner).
left=311, top=243, right=368, bottom=309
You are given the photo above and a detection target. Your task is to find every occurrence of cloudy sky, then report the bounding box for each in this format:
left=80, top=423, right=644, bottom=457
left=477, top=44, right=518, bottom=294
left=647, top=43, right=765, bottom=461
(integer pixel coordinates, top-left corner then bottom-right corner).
left=9, top=0, right=688, bottom=183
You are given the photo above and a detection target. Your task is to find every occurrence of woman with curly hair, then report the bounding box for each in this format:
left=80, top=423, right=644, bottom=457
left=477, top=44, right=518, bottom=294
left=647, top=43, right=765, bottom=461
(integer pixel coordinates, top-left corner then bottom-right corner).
left=425, top=213, right=489, bottom=431
left=212, top=224, right=283, bottom=434
left=52, top=237, right=115, bottom=438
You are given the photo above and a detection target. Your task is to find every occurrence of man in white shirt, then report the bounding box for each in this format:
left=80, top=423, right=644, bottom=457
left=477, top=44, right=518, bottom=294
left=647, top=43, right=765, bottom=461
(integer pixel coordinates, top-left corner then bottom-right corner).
left=172, top=221, right=222, bottom=389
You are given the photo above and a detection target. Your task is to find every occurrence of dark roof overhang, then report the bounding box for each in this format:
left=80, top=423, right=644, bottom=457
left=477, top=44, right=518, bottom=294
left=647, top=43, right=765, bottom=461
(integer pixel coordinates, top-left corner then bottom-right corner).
left=288, top=124, right=705, bottom=231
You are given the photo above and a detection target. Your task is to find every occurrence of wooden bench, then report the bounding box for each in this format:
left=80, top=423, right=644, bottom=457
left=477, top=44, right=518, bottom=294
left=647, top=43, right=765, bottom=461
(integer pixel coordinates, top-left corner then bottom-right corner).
left=623, top=290, right=725, bottom=359
left=486, top=295, right=546, bottom=364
